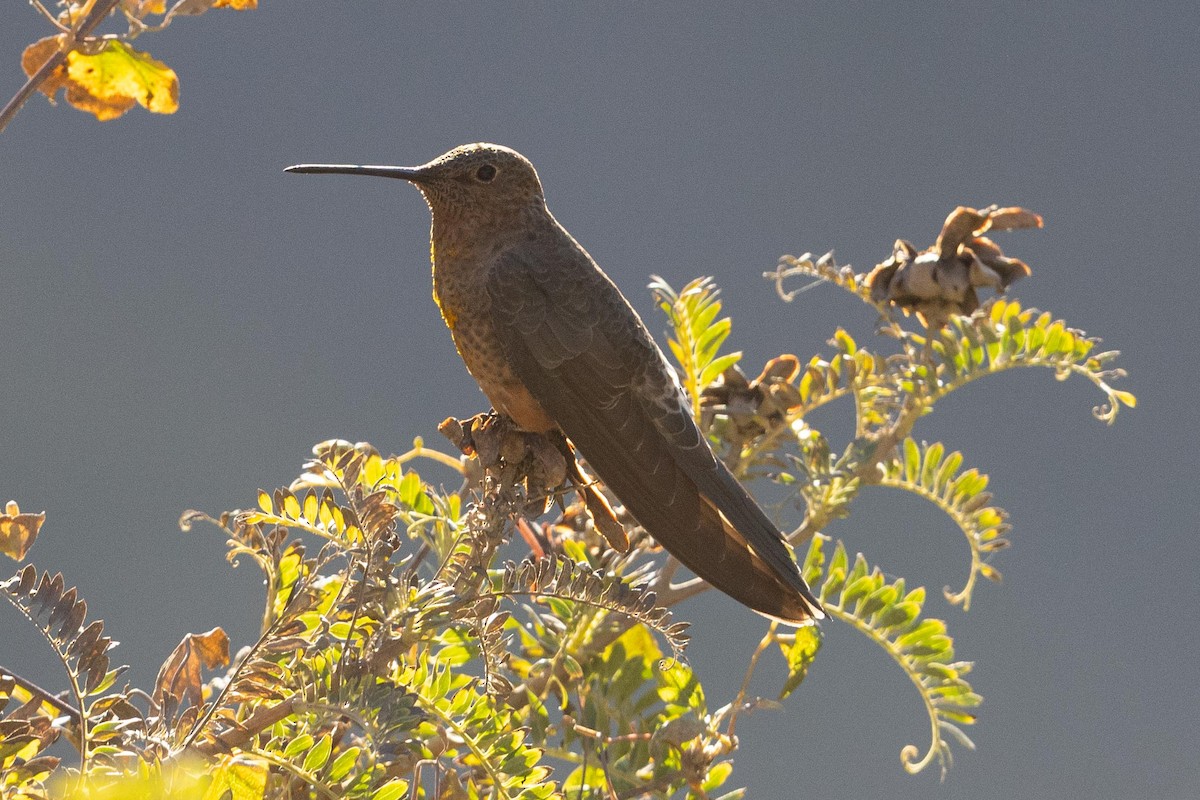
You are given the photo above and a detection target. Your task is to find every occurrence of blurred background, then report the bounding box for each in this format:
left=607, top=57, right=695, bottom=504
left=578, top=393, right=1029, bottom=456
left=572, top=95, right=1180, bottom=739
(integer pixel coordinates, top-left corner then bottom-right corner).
left=2, top=3, right=1196, bottom=798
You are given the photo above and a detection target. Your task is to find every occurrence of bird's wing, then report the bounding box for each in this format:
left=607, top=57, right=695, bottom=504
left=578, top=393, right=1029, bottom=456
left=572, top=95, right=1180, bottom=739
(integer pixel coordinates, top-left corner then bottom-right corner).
left=485, top=239, right=822, bottom=622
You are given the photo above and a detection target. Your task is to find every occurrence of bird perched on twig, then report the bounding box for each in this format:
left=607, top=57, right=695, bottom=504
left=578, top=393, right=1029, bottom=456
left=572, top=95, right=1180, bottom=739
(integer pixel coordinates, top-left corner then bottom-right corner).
left=286, top=143, right=823, bottom=624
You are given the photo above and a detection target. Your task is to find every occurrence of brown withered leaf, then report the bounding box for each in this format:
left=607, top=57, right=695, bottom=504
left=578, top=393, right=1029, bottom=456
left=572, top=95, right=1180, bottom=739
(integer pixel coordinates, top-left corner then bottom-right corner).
left=9, top=754, right=60, bottom=783
left=438, top=416, right=471, bottom=454
left=168, top=0, right=218, bottom=15
left=63, top=82, right=136, bottom=121
left=530, top=436, right=568, bottom=488
left=934, top=207, right=992, bottom=260
left=1, top=501, right=46, bottom=561
left=979, top=206, right=1043, bottom=232
left=154, top=627, right=230, bottom=712
left=47, top=586, right=85, bottom=641
left=755, top=354, right=802, bottom=385
left=866, top=205, right=1043, bottom=328
left=22, top=36, right=71, bottom=100
left=579, top=478, right=628, bottom=552
left=700, top=355, right=808, bottom=445
left=33, top=572, right=64, bottom=616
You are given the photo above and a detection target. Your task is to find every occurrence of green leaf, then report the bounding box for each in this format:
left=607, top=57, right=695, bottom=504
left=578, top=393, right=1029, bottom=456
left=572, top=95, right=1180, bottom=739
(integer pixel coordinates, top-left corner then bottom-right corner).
left=327, top=745, right=360, bottom=781
left=699, top=351, right=744, bottom=388
left=651, top=276, right=741, bottom=411
left=804, top=536, right=978, bottom=778
left=397, top=653, right=555, bottom=800
left=876, top=439, right=1010, bottom=609
left=778, top=625, right=822, bottom=699
left=701, top=760, right=735, bottom=792
left=925, top=299, right=1134, bottom=424
left=371, top=779, right=409, bottom=800
left=303, top=733, right=333, bottom=772
left=713, top=790, right=747, bottom=800
left=283, top=733, right=314, bottom=759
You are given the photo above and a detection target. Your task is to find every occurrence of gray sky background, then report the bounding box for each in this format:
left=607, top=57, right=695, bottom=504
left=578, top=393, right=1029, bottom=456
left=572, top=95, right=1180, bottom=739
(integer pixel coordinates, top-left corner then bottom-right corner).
left=2, top=3, right=1197, bottom=798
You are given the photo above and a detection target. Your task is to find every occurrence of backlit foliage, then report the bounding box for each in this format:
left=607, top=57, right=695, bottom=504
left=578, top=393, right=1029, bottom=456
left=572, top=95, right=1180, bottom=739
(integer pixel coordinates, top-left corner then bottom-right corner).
left=1, top=207, right=1131, bottom=796
left=6, top=0, right=256, bottom=131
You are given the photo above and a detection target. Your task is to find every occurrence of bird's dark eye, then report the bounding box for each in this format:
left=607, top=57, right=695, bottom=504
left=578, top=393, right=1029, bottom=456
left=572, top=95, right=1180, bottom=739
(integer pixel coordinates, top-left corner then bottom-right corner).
left=475, top=164, right=498, bottom=182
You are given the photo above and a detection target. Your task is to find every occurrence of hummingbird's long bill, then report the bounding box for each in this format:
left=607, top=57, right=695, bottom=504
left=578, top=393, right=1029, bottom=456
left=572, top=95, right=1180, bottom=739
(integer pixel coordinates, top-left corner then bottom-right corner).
left=285, top=164, right=427, bottom=182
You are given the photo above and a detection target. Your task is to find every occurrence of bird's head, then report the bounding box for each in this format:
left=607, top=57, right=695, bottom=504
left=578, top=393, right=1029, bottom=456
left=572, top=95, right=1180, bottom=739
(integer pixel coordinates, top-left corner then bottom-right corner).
left=286, top=143, right=546, bottom=225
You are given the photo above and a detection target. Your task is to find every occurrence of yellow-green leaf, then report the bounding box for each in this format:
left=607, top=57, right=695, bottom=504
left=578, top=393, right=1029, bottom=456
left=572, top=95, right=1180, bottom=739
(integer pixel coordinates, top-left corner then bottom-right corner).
left=327, top=746, right=360, bottom=781
left=303, top=734, right=333, bottom=772
left=1112, top=389, right=1137, bottom=408
left=283, top=733, right=314, bottom=758
left=778, top=625, right=822, bottom=699
left=371, top=780, right=409, bottom=800
left=701, top=761, right=735, bottom=793
left=204, top=755, right=268, bottom=800
left=698, top=351, right=743, bottom=388
left=64, top=41, right=179, bottom=120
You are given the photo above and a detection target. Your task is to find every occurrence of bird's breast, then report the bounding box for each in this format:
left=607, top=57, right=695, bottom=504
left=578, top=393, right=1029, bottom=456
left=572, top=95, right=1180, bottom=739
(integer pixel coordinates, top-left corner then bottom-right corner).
left=431, top=250, right=556, bottom=433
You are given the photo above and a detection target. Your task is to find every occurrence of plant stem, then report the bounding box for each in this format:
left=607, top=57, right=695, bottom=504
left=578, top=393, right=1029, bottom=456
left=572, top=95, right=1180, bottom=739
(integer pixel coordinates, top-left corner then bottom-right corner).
left=727, top=622, right=776, bottom=738
left=0, top=665, right=83, bottom=744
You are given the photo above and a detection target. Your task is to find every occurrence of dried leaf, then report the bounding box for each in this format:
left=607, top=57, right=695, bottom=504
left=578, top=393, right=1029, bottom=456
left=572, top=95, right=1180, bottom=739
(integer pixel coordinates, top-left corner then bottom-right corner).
left=580, top=482, right=628, bottom=552
left=935, top=207, right=990, bottom=259
left=1, top=501, right=46, bottom=561
left=153, top=627, right=230, bottom=712
left=21, top=36, right=69, bottom=99
left=986, top=207, right=1043, bottom=232
left=866, top=206, right=1042, bottom=328
left=169, top=0, right=218, bottom=15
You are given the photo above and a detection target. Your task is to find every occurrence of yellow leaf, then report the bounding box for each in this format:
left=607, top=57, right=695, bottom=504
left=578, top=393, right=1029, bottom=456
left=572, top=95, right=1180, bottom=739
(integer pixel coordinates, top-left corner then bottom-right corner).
left=131, top=0, right=168, bottom=14
left=65, top=41, right=179, bottom=120
left=203, top=755, right=268, bottom=800
left=1113, top=389, right=1138, bottom=408
left=0, top=500, right=46, bottom=561
left=606, top=623, right=661, bottom=663
left=214, top=0, right=258, bottom=8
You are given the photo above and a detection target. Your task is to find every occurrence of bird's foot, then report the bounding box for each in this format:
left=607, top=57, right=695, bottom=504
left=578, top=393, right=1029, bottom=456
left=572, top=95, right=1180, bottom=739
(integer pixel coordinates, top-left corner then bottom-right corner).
left=437, top=413, right=629, bottom=553
left=438, top=412, right=567, bottom=511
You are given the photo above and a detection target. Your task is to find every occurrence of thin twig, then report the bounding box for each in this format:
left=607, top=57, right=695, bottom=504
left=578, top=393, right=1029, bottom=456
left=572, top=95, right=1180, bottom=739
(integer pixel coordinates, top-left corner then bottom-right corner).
left=28, top=0, right=67, bottom=30
left=0, top=665, right=83, bottom=730
left=726, top=621, right=777, bottom=738
left=395, top=441, right=467, bottom=475
left=190, top=695, right=299, bottom=757
left=649, top=554, right=682, bottom=594
left=654, top=574, right=709, bottom=608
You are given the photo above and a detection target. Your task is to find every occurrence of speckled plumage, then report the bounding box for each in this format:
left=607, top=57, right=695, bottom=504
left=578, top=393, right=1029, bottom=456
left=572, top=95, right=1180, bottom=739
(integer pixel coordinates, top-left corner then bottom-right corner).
left=289, top=143, right=823, bottom=624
